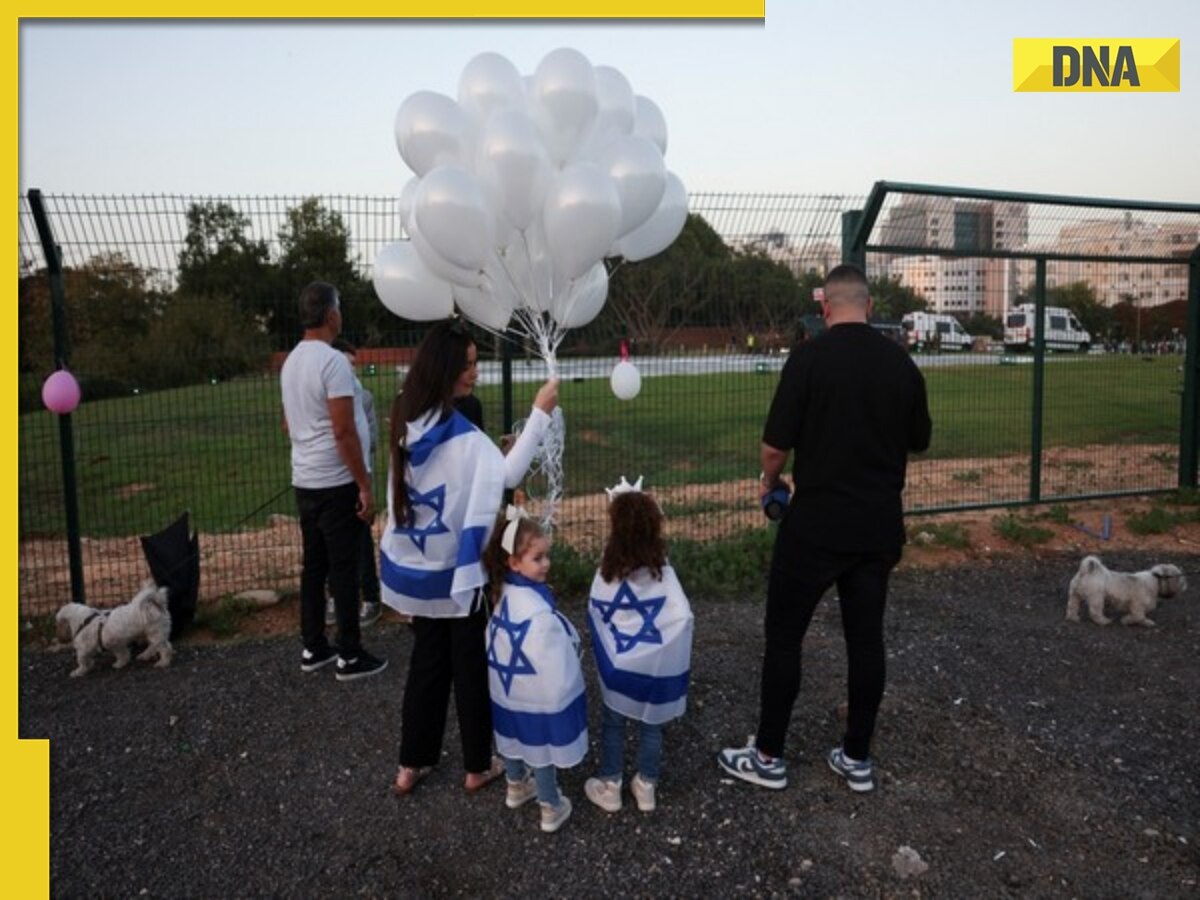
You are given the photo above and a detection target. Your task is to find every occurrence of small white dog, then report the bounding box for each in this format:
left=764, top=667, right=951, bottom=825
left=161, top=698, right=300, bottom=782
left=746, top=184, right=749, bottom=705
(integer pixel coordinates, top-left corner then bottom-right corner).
left=55, top=580, right=173, bottom=677
left=1065, top=555, right=1187, bottom=627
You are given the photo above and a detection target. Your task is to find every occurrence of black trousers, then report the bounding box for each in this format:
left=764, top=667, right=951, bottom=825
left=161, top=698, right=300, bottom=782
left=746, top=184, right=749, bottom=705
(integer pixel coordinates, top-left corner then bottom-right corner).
left=755, top=529, right=899, bottom=762
left=295, top=482, right=365, bottom=659
left=399, top=601, right=493, bottom=773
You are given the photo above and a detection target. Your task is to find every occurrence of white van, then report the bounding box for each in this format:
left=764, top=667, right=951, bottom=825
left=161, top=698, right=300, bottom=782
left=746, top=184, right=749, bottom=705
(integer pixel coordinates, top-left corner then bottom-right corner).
left=900, top=311, right=973, bottom=352
left=1004, top=305, right=1091, bottom=352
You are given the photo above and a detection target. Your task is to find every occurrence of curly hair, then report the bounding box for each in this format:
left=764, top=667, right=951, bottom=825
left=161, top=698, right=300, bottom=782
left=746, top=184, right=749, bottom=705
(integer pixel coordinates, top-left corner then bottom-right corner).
left=482, top=513, right=546, bottom=605
left=599, top=492, right=666, bottom=583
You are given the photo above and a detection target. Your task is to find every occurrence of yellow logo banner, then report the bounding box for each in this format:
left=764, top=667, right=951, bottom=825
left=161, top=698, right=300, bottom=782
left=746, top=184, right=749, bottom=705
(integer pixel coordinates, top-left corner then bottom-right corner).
left=1013, top=38, right=1180, bottom=92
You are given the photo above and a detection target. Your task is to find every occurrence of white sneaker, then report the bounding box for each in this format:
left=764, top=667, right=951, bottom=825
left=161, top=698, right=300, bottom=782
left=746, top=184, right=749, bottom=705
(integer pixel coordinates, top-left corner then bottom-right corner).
left=631, top=773, right=656, bottom=812
left=505, top=775, right=537, bottom=809
left=539, top=796, right=572, bottom=833
left=584, top=777, right=622, bottom=813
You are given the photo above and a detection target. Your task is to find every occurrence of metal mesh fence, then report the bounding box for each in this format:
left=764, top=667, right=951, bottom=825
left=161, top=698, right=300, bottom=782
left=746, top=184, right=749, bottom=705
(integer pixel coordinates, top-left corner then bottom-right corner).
left=18, top=189, right=1199, bottom=614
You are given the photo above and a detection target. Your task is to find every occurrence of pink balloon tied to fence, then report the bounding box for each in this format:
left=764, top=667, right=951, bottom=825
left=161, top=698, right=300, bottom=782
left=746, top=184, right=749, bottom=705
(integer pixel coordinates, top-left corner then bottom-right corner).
left=42, top=369, right=81, bottom=415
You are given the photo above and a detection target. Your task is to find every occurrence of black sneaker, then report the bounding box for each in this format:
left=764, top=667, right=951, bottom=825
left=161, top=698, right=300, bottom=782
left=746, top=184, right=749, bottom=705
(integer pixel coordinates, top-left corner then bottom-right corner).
left=336, top=651, right=388, bottom=682
left=300, top=645, right=338, bottom=673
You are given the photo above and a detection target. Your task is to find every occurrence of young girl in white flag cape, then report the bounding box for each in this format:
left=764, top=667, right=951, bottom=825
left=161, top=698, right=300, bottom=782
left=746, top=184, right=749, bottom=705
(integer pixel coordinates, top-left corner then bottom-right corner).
left=383, top=322, right=559, bottom=798
left=483, top=509, right=585, bottom=833
left=584, top=478, right=694, bottom=814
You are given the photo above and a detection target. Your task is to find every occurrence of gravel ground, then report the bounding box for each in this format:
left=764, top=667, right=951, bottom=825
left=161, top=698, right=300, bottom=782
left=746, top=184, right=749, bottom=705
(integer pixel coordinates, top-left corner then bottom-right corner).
left=22, top=551, right=1200, bottom=898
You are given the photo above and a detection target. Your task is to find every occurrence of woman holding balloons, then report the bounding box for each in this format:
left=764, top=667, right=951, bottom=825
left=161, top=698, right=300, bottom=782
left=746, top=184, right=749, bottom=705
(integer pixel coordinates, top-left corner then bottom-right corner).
left=381, top=321, right=558, bottom=795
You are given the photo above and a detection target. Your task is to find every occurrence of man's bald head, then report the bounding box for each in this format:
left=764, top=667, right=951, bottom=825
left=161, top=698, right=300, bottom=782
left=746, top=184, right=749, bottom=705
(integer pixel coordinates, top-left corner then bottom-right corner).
left=823, top=264, right=870, bottom=308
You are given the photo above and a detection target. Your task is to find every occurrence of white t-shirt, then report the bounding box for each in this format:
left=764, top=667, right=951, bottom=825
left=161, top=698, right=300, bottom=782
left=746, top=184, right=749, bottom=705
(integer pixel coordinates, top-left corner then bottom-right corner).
left=280, top=340, right=359, bottom=489
left=352, top=375, right=372, bottom=474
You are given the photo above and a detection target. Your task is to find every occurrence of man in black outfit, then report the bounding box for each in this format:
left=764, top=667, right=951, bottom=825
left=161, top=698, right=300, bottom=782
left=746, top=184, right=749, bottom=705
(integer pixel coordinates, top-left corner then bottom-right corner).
left=719, top=264, right=931, bottom=793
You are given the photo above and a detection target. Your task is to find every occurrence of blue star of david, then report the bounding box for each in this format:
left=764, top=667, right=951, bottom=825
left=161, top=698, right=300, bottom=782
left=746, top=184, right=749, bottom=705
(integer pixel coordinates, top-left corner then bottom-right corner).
left=591, top=581, right=665, bottom=654
left=487, top=597, right=537, bottom=695
left=394, top=484, right=449, bottom=552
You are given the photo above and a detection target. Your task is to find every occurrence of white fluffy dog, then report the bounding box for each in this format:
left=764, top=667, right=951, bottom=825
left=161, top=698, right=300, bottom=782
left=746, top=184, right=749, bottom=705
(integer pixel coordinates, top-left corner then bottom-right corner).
left=55, top=580, right=173, bottom=676
left=1065, top=555, right=1187, bottom=627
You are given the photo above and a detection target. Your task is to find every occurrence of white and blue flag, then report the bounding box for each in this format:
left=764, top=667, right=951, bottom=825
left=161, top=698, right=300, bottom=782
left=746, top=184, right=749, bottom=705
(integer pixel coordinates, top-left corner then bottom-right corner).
left=487, top=574, right=588, bottom=769
left=380, top=409, right=505, bottom=618
left=588, top=565, right=693, bottom=725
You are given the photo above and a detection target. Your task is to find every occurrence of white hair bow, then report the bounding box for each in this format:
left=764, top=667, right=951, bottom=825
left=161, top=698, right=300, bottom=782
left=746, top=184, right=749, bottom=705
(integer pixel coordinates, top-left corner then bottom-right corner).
left=500, top=504, right=530, bottom=554
left=604, top=475, right=644, bottom=501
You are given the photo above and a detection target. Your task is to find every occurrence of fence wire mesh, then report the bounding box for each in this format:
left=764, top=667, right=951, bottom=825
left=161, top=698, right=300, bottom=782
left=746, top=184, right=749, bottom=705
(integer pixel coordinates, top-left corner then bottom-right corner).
left=18, top=189, right=1199, bottom=613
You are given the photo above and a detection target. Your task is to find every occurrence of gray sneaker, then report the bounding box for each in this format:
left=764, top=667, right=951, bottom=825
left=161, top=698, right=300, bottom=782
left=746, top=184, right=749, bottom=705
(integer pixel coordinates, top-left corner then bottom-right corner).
left=359, top=601, right=382, bottom=627
left=717, top=742, right=787, bottom=790
left=827, top=747, right=875, bottom=793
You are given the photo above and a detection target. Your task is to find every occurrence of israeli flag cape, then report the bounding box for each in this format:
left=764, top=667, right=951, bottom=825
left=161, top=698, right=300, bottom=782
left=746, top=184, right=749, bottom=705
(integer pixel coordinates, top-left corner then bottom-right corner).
left=487, top=574, right=588, bottom=769
left=380, top=409, right=504, bottom=618
left=587, top=564, right=694, bottom=725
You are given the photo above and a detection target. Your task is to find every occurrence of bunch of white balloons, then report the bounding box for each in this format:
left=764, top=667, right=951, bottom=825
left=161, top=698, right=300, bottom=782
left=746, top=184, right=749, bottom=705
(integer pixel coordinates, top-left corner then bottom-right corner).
left=372, top=48, right=688, bottom=371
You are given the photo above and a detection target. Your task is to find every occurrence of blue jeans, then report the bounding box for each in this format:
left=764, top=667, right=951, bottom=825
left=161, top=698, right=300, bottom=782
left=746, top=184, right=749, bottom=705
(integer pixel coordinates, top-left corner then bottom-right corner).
left=503, top=756, right=560, bottom=806
left=597, top=704, right=663, bottom=783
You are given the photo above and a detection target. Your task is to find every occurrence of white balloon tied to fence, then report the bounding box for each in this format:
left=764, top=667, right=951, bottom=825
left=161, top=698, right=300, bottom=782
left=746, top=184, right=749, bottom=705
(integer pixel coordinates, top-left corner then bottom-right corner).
left=375, top=48, right=688, bottom=522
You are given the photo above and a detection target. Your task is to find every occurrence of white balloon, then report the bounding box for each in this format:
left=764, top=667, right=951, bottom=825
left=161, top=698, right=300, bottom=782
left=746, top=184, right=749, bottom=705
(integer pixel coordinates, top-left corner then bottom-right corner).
left=552, top=262, right=608, bottom=329
left=476, top=109, right=552, bottom=232
left=610, top=360, right=642, bottom=401
left=593, top=66, right=636, bottom=139
left=496, top=226, right=554, bottom=312
left=601, top=135, right=667, bottom=236
left=532, top=48, right=599, bottom=166
left=575, top=65, right=636, bottom=162
left=457, top=51, right=524, bottom=119
left=614, top=171, right=688, bottom=262
left=453, top=269, right=515, bottom=332
left=407, top=215, right=484, bottom=288
left=373, top=241, right=455, bottom=322
left=632, top=95, right=668, bottom=155
left=398, top=176, right=421, bottom=233
left=413, top=165, right=495, bottom=271
left=543, top=162, right=622, bottom=282
left=394, top=91, right=470, bottom=176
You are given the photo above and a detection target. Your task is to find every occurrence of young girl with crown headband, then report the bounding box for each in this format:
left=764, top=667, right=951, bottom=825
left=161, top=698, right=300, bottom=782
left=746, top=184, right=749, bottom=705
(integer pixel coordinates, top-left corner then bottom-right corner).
left=481, top=506, right=587, bottom=833
left=584, top=477, right=694, bottom=814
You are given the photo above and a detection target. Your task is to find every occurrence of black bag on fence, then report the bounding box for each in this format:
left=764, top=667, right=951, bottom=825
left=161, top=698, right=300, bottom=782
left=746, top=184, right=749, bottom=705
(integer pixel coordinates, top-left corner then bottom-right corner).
left=140, top=512, right=199, bottom=640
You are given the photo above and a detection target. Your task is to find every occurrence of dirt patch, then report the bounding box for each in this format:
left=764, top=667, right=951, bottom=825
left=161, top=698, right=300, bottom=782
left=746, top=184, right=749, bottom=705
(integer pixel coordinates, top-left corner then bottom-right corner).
left=114, top=482, right=156, bottom=499
left=19, top=443, right=1193, bottom=619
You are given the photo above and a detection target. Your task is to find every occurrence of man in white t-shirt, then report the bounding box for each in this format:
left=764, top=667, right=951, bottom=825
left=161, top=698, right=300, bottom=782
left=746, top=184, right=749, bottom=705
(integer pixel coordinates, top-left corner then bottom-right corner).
left=280, top=282, right=387, bottom=682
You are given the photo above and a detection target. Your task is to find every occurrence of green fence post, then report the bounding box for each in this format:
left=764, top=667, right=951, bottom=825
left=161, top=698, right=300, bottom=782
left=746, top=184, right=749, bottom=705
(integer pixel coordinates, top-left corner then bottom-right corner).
left=1030, top=258, right=1046, bottom=505
left=1181, top=246, right=1200, bottom=488
left=28, top=188, right=87, bottom=605
left=841, top=210, right=865, bottom=270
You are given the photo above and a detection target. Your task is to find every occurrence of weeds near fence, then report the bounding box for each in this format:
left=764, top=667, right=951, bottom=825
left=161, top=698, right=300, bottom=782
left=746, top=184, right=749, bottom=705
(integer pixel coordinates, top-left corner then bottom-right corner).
left=992, top=513, right=1054, bottom=547
left=1127, top=505, right=1200, bottom=536
left=194, top=595, right=260, bottom=638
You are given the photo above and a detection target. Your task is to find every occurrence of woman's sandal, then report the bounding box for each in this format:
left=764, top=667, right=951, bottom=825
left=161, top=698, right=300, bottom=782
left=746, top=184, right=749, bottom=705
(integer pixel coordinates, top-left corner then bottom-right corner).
left=463, top=756, right=505, bottom=793
left=391, top=765, right=432, bottom=796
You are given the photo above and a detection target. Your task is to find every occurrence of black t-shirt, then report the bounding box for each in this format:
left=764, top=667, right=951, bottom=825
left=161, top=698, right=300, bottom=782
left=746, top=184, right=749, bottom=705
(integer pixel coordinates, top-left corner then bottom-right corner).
left=763, top=322, right=932, bottom=552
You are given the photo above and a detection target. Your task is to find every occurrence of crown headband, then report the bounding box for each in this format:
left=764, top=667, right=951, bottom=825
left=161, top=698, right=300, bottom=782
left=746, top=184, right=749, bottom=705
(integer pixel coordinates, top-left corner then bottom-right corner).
left=604, top=475, right=644, bottom=501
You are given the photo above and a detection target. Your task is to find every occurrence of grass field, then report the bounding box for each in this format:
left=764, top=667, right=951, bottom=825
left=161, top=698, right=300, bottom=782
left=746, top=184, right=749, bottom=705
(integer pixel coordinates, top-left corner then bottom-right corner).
left=19, top=354, right=1185, bottom=537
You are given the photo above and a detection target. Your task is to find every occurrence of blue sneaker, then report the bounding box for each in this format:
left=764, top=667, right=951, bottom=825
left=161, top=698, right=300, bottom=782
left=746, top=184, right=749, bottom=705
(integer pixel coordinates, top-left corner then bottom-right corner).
left=717, top=742, right=787, bottom=790
left=827, top=747, right=875, bottom=793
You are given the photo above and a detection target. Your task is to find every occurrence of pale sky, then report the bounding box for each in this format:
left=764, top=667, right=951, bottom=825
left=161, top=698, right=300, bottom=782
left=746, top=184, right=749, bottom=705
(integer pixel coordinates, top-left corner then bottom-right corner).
left=17, top=2, right=1200, bottom=203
